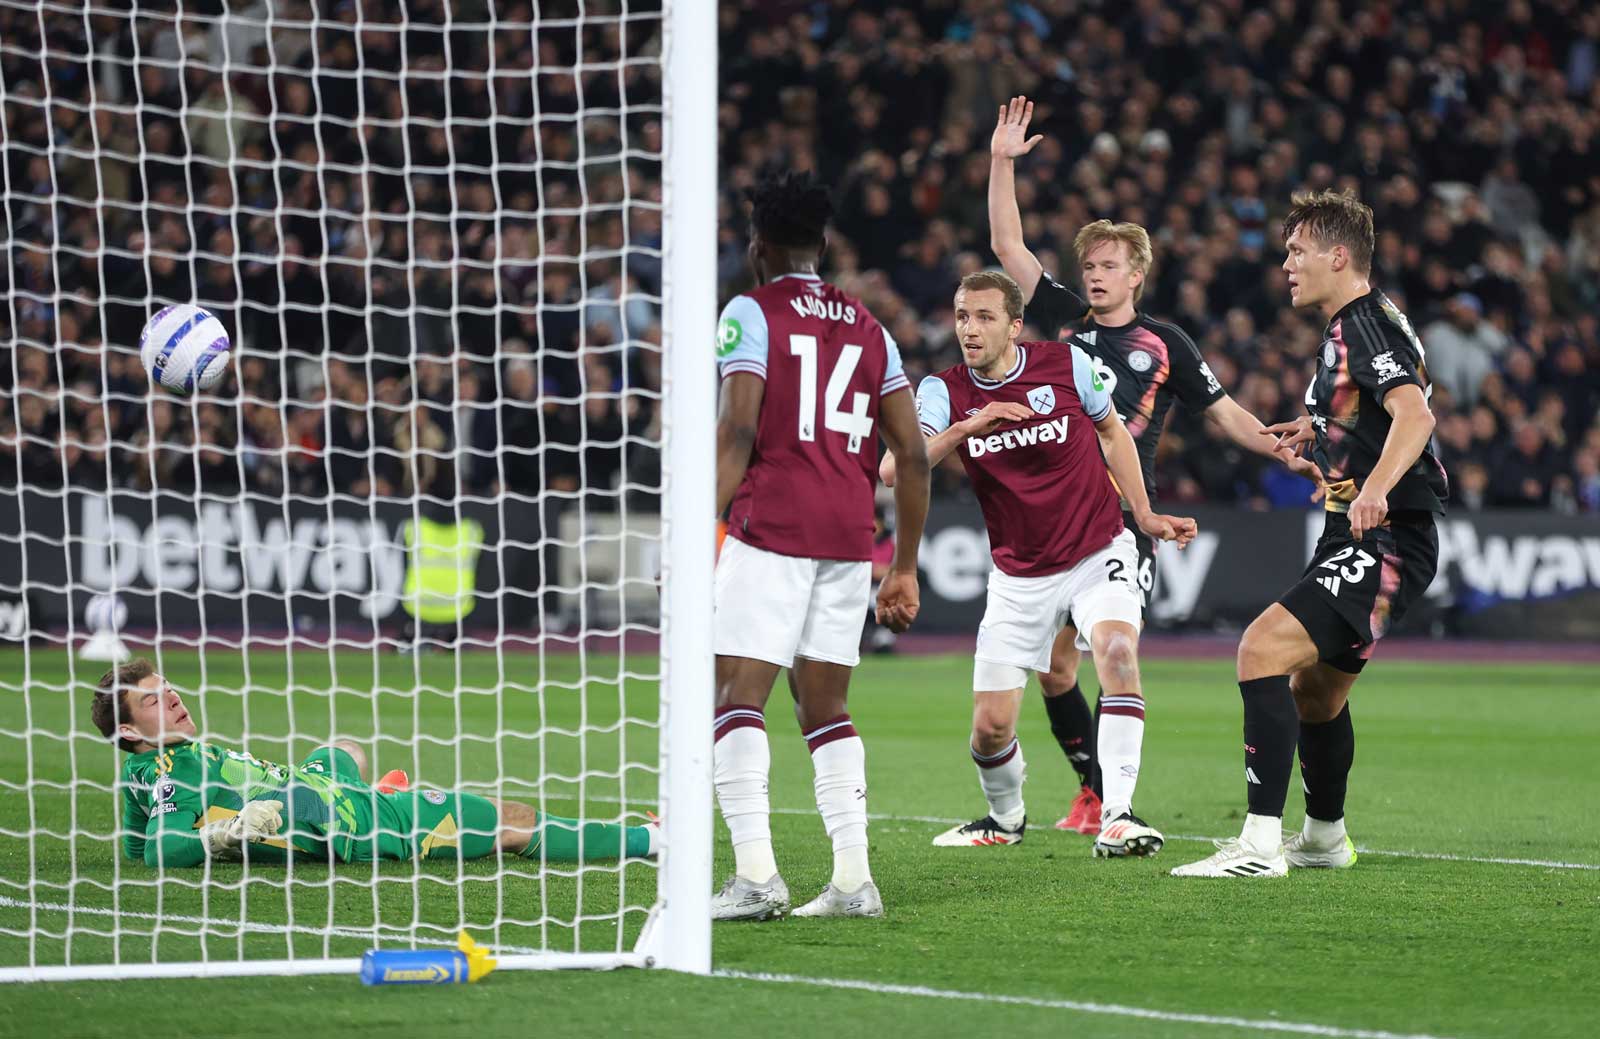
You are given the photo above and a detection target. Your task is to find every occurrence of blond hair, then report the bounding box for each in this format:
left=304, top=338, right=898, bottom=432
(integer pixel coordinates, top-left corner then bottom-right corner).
left=957, top=270, right=1025, bottom=321
left=1073, top=220, right=1154, bottom=301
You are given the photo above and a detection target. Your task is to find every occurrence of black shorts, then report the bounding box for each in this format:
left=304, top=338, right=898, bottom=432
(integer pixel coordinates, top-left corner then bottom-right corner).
left=1120, top=510, right=1157, bottom=620
left=1279, top=511, right=1439, bottom=674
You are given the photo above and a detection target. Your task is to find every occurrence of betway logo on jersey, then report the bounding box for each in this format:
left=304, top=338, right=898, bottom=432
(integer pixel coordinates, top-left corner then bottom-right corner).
left=788, top=295, right=859, bottom=323
left=967, top=416, right=1070, bottom=457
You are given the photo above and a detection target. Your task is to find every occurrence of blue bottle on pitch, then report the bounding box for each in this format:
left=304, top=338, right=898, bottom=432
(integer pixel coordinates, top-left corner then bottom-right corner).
left=360, top=932, right=497, bottom=986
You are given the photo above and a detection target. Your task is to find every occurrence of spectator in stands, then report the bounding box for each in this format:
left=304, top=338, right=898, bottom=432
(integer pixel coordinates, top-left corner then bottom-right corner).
left=0, top=0, right=1595, bottom=521
left=1423, top=294, right=1510, bottom=407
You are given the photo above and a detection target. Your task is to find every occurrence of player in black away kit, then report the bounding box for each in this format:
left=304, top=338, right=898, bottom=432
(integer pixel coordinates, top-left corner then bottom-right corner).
left=1173, top=189, right=1446, bottom=878
left=988, top=96, right=1319, bottom=836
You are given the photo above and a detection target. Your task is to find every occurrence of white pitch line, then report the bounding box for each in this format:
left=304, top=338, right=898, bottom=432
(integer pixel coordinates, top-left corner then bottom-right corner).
left=0, top=895, right=543, bottom=955
left=0, top=897, right=1458, bottom=1036
left=714, top=969, right=1458, bottom=1039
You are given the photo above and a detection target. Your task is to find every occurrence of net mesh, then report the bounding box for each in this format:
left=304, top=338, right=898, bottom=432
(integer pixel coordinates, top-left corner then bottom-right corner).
left=0, top=0, right=674, bottom=973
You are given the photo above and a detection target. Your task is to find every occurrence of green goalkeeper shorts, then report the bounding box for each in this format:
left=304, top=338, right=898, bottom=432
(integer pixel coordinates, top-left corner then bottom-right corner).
left=373, top=787, right=501, bottom=862
left=296, top=747, right=499, bottom=862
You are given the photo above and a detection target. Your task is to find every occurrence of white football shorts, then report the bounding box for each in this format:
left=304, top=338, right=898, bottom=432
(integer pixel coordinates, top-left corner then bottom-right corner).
left=973, top=529, right=1143, bottom=690
left=713, top=536, right=871, bottom=668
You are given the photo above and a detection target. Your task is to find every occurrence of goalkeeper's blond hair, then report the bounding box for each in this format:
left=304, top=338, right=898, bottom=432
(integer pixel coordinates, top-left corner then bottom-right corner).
left=1073, top=220, right=1154, bottom=302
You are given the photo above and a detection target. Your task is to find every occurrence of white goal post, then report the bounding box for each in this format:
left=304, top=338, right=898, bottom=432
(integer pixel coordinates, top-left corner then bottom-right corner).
left=0, top=0, right=712, bottom=981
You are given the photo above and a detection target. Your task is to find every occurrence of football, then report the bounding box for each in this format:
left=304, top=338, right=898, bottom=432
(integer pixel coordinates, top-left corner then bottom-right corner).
left=138, top=303, right=232, bottom=395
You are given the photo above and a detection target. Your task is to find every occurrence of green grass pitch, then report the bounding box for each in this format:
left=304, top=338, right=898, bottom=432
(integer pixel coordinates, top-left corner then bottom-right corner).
left=1, top=647, right=1596, bottom=1038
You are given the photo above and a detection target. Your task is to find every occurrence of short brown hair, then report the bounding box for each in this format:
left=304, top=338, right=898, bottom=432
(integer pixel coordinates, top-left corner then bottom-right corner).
left=91, top=658, right=156, bottom=753
left=957, top=270, right=1024, bottom=321
left=1282, top=189, right=1374, bottom=274
left=1073, top=220, right=1154, bottom=301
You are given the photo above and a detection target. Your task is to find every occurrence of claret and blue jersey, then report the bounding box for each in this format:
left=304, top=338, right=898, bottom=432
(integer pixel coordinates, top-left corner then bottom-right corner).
left=917, top=341, right=1126, bottom=579
left=716, top=273, right=908, bottom=562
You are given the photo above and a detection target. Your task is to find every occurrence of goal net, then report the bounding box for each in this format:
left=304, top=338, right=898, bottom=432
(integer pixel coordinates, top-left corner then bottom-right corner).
left=0, top=0, right=713, bottom=980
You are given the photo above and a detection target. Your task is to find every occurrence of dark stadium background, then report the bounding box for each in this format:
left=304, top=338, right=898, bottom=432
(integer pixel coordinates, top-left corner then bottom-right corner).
left=1, top=0, right=1597, bottom=640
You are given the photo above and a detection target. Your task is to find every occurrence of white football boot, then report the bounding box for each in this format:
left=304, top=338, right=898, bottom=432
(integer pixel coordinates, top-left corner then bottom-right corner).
left=1092, top=811, right=1165, bottom=857
left=931, top=814, right=1025, bottom=847
left=791, top=881, right=884, bottom=918
left=1169, top=838, right=1288, bottom=878
left=1284, top=830, right=1358, bottom=869
left=710, top=873, right=790, bottom=921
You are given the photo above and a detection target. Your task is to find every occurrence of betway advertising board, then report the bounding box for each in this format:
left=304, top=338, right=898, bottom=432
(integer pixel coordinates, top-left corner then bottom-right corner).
left=3, top=491, right=1596, bottom=641
left=914, top=502, right=1600, bottom=641
left=0, top=489, right=543, bottom=635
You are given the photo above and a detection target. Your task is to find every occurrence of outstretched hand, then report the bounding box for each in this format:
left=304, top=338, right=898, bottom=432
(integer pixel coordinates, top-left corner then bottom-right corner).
left=1260, top=415, right=1316, bottom=452
left=992, top=96, right=1044, bottom=160
left=1136, top=510, right=1198, bottom=549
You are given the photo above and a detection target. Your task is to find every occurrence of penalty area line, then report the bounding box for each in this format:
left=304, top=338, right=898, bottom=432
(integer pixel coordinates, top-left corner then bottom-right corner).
left=714, top=969, right=1458, bottom=1039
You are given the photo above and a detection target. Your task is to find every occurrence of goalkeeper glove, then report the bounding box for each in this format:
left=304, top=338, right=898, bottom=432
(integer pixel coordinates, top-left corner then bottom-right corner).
left=199, top=799, right=285, bottom=858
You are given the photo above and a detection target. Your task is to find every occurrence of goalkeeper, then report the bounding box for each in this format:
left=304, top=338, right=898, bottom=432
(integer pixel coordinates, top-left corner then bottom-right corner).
left=92, top=659, right=658, bottom=869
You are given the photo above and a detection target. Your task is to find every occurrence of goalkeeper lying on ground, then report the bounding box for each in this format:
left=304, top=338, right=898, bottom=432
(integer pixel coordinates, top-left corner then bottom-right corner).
left=92, top=659, right=658, bottom=868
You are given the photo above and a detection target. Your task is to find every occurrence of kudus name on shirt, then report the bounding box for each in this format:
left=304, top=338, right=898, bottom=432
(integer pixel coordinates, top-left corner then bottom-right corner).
left=788, top=295, right=859, bottom=323
left=967, top=416, right=1071, bottom=457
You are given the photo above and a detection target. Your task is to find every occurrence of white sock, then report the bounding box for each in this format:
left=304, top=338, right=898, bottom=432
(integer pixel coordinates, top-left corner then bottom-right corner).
left=805, top=717, right=871, bottom=891
left=1096, top=694, right=1146, bottom=821
left=713, top=710, right=777, bottom=882
left=1241, top=812, right=1283, bottom=853
left=1303, top=814, right=1346, bottom=847
left=972, top=738, right=1026, bottom=829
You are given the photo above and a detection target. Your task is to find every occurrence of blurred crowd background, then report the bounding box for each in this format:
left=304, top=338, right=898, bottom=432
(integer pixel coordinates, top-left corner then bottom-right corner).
left=2, top=0, right=1598, bottom=514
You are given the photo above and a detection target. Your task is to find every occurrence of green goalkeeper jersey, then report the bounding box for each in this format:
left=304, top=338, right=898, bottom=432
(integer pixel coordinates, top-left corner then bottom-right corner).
left=120, top=741, right=387, bottom=867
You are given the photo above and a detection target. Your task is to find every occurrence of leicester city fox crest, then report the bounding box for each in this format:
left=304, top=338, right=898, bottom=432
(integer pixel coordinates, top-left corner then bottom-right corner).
left=1027, top=385, right=1056, bottom=414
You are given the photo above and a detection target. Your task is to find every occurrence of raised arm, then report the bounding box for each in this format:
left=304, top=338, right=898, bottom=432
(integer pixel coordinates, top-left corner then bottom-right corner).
left=989, top=96, right=1045, bottom=301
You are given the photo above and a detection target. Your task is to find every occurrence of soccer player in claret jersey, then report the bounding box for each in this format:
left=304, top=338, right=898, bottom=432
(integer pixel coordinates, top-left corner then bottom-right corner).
left=1172, top=190, right=1446, bottom=878
left=988, top=97, right=1320, bottom=838
left=711, top=172, right=931, bottom=919
left=884, top=270, right=1196, bottom=855
left=96, top=660, right=658, bottom=868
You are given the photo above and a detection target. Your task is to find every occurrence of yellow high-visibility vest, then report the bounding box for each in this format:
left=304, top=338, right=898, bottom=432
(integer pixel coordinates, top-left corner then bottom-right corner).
left=402, top=516, right=484, bottom=623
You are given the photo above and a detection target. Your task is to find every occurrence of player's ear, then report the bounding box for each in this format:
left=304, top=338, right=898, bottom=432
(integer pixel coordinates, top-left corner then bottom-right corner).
left=1330, top=244, right=1347, bottom=273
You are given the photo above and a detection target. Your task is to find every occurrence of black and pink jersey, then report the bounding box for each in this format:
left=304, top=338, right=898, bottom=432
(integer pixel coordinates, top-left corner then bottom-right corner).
left=1029, top=273, right=1225, bottom=501
left=1306, top=289, right=1447, bottom=515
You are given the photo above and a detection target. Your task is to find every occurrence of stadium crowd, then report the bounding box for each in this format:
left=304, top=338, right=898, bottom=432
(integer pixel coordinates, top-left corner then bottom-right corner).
left=2, top=0, right=1598, bottom=514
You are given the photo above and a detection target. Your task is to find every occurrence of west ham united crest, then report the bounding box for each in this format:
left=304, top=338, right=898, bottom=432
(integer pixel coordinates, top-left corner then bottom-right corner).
left=1027, top=385, right=1056, bottom=414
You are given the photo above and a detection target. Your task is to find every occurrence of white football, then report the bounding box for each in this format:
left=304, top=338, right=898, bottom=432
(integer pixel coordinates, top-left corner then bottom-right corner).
left=139, top=304, right=232, bottom=395
left=84, top=593, right=127, bottom=633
